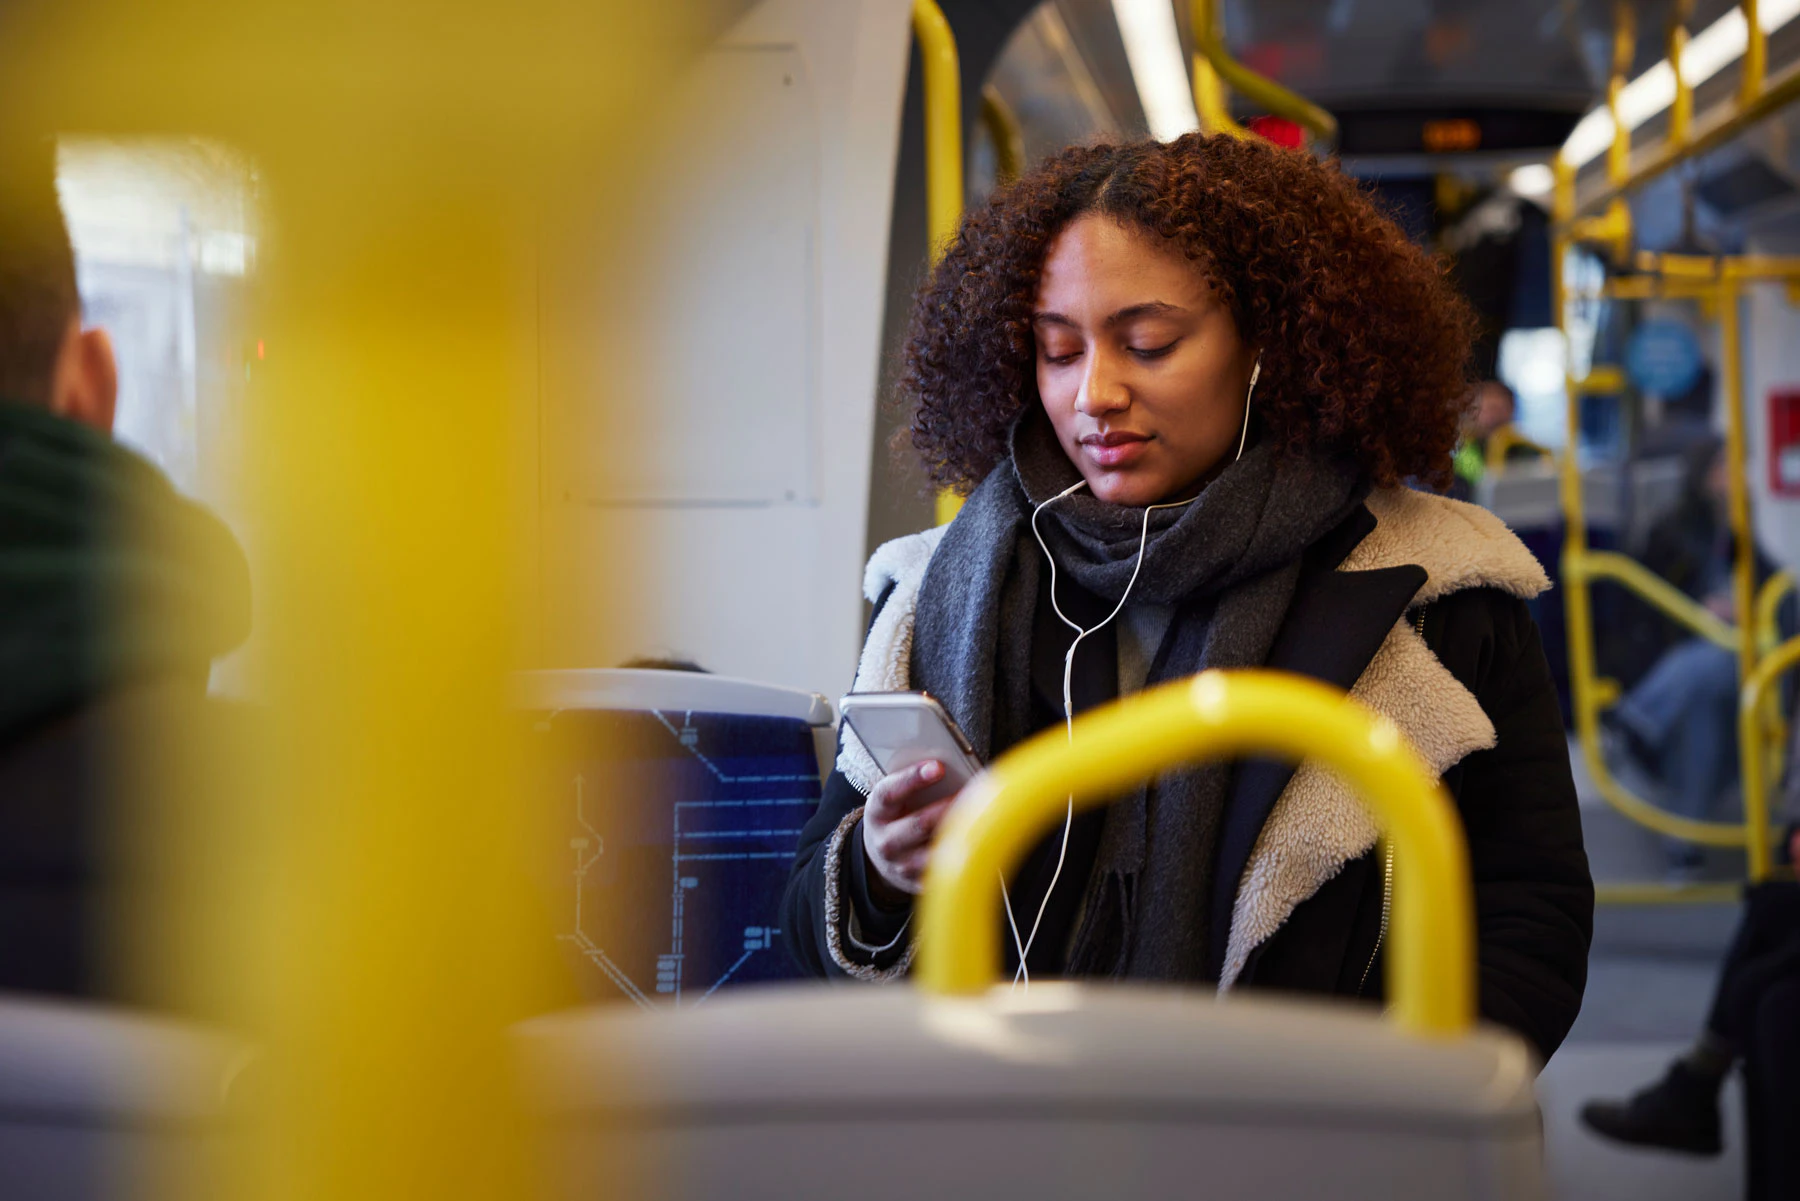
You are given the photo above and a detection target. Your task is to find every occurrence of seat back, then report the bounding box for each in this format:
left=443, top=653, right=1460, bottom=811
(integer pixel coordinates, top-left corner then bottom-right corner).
left=517, top=669, right=833, bottom=1007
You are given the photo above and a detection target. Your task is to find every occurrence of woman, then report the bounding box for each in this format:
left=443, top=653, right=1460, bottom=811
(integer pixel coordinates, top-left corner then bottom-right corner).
left=781, top=135, right=1592, bottom=1062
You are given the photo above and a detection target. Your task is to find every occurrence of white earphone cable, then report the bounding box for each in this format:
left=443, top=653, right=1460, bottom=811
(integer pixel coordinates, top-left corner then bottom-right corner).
left=1004, top=352, right=1261, bottom=989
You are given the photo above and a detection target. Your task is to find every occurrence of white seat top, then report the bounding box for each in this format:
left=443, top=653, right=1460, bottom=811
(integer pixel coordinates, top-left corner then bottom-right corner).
left=515, top=983, right=1538, bottom=1135
left=514, top=669, right=833, bottom=726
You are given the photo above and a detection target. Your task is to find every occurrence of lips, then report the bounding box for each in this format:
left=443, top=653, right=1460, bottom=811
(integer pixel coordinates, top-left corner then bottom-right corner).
left=1079, top=430, right=1151, bottom=468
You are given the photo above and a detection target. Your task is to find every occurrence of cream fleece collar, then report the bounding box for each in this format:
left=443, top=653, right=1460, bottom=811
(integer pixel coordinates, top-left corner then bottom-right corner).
left=833, top=487, right=1548, bottom=987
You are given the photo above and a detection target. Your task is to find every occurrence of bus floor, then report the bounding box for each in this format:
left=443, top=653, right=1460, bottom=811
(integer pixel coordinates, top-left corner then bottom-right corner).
left=1540, top=737, right=1747, bottom=1200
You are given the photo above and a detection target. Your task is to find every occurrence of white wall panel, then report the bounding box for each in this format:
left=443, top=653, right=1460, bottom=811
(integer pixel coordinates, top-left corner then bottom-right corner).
left=537, top=0, right=912, bottom=694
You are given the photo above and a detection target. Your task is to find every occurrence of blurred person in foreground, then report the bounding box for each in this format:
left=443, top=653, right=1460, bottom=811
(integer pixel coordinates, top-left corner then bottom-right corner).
left=1581, top=822, right=1800, bottom=1199
left=1604, top=437, right=1783, bottom=877
left=0, top=137, right=249, bottom=1003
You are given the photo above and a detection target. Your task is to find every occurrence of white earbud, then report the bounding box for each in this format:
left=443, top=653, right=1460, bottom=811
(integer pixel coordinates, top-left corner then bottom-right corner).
left=1004, top=355, right=1264, bottom=988
left=1234, top=353, right=1261, bottom=463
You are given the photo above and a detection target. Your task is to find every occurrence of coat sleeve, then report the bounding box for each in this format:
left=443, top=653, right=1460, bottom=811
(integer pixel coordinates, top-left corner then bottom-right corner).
left=779, top=583, right=915, bottom=980
left=1436, top=590, right=1595, bottom=1062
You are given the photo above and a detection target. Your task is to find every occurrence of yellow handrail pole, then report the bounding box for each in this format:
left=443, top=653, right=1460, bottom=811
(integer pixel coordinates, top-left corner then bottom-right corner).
left=979, top=84, right=1025, bottom=185
left=1721, top=281, right=1761, bottom=692
left=1190, top=0, right=1337, bottom=146
left=912, top=0, right=966, bottom=526
left=1608, top=0, right=1636, bottom=188
left=1739, top=634, right=1800, bottom=881
left=1555, top=157, right=1612, bottom=840
left=916, top=670, right=1475, bottom=1037
left=1744, top=0, right=1767, bottom=105
left=1670, top=0, right=1695, bottom=145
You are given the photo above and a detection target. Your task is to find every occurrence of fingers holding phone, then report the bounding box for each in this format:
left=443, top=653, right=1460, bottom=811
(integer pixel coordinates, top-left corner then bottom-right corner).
left=863, top=760, right=958, bottom=901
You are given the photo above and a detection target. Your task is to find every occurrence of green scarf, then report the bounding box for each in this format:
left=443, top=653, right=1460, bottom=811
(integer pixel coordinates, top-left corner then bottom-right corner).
left=0, top=398, right=250, bottom=742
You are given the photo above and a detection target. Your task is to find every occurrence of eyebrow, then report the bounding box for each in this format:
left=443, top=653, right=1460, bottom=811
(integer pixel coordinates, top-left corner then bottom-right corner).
left=1031, top=301, right=1186, bottom=329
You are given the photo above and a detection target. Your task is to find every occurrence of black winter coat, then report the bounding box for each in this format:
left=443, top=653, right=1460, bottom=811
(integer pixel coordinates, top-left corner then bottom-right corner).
left=782, top=503, right=1594, bottom=1064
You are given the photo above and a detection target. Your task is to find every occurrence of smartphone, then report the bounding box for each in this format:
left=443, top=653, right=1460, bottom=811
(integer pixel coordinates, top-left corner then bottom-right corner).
left=838, top=691, right=983, bottom=804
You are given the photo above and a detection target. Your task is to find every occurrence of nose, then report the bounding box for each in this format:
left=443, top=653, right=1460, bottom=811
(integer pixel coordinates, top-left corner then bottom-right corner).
left=1075, top=346, right=1129, bottom=417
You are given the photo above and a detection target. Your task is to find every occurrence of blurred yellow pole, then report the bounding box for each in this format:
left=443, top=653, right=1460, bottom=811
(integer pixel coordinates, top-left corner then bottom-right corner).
left=1668, top=0, right=1694, bottom=147
left=980, top=85, right=1025, bottom=185
left=1608, top=0, right=1635, bottom=187
left=912, top=0, right=966, bottom=527
left=1740, top=635, right=1800, bottom=881
left=0, top=3, right=674, bottom=1199
left=1744, top=0, right=1767, bottom=105
left=1721, top=283, right=1759, bottom=698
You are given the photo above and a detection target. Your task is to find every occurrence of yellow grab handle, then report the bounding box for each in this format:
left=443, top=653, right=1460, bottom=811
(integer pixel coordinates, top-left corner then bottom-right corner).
left=915, top=670, right=1476, bottom=1038
left=1190, top=0, right=1337, bottom=145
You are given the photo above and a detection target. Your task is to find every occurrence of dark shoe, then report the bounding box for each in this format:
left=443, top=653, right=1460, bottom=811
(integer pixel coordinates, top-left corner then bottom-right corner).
left=1580, top=1063, right=1724, bottom=1156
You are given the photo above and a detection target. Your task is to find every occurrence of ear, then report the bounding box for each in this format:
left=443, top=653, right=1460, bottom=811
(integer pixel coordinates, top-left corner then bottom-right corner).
left=49, top=319, right=118, bottom=435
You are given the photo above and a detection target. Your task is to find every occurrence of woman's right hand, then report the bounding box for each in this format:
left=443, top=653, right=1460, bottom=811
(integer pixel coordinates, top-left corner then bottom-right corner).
left=862, top=760, right=957, bottom=906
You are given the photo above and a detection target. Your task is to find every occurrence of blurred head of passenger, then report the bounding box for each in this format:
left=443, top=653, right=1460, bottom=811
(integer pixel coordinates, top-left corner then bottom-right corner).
left=1470, top=380, right=1516, bottom=442
left=900, top=135, right=1477, bottom=506
left=0, top=139, right=116, bottom=433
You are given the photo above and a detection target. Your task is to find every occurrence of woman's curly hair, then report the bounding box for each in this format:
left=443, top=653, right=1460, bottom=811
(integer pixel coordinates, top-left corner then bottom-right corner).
left=901, top=134, right=1479, bottom=492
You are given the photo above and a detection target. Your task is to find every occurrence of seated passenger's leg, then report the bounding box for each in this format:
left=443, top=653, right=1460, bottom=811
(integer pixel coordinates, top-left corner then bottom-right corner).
left=1614, top=638, right=1736, bottom=750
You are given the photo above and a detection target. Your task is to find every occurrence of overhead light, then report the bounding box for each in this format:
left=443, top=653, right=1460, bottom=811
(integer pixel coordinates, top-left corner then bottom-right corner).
left=1509, top=163, right=1556, bottom=197
left=1563, top=0, right=1800, bottom=168
left=1111, top=0, right=1201, bottom=142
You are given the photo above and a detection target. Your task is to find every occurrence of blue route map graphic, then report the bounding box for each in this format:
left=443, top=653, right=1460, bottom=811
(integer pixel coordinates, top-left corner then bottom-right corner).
left=534, top=708, right=820, bottom=1007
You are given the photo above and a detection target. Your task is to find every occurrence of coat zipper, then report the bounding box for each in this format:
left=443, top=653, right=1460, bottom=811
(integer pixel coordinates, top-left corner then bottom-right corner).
left=1357, top=843, right=1395, bottom=997
left=1358, top=606, right=1426, bottom=999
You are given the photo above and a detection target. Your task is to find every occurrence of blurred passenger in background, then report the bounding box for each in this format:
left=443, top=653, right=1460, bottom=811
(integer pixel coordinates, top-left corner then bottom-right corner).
left=1581, top=825, right=1800, bottom=1199
left=784, top=134, right=1592, bottom=1064
left=1450, top=380, right=1548, bottom=501
left=1604, top=437, right=1780, bottom=876
left=0, top=137, right=249, bottom=1001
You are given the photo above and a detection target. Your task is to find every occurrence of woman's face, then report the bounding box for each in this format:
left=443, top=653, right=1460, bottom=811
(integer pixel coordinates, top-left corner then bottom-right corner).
left=1033, top=214, right=1257, bottom=506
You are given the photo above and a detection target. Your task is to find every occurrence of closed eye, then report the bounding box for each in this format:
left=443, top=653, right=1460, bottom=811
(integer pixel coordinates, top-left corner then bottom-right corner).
left=1130, top=341, right=1178, bottom=360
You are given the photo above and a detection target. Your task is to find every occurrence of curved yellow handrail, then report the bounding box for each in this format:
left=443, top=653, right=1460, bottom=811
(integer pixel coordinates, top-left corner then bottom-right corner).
left=1757, top=570, right=1793, bottom=655
left=1739, top=633, right=1800, bottom=882
left=1574, top=550, right=1739, bottom=652
left=912, top=0, right=966, bottom=527
left=915, top=670, right=1475, bottom=1038
left=980, top=85, right=1024, bottom=185
left=1484, top=424, right=1552, bottom=475
left=1189, top=0, right=1337, bottom=147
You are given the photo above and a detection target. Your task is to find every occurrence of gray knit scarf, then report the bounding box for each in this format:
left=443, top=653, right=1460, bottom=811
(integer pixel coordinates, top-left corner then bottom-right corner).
left=912, top=411, right=1367, bottom=980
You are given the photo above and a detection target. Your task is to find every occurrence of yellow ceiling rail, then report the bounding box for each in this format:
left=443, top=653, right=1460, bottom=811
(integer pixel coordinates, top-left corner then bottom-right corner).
left=916, top=669, right=1475, bottom=1039
left=980, top=84, right=1025, bottom=185
left=1564, top=0, right=1800, bottom=222
left=912, top=0, right=967, bottom=527
left=1189, top=0, right=1337, bottom=147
